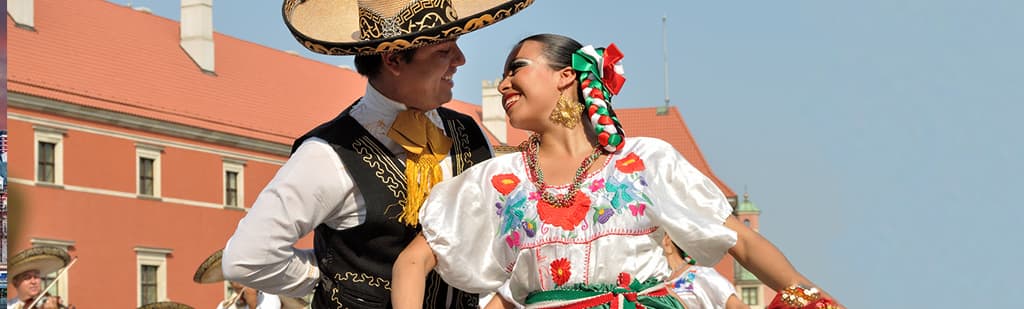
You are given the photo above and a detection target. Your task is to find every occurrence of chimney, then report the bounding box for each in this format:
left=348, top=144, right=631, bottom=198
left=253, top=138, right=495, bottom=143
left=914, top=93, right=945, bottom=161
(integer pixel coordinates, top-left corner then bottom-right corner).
left=9, top=0, right=35, bottom=30
left=180, top=0, right=215, bottom=73
left=482, top=79, right=507, bottom=144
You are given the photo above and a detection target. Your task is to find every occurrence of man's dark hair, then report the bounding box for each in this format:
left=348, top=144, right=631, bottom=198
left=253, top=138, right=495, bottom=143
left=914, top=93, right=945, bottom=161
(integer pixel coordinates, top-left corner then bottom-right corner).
left=353, top=48, right=418, bottom=78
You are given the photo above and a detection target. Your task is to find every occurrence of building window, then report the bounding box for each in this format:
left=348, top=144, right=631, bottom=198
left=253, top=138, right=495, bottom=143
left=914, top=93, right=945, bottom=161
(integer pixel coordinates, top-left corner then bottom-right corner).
left=135, top=247, right=171, bottom=307
left=225, top=171, right=238, bottom=206
left=223, top=158, right=246, bottom=208
left=743, top=219, right=751, bottom=227
left=38, top=142, right=55, bottom=182
left=136, top=144, right=163, bottom=198
left=741, top=287, right=759, bottom=305
left=139, top=158, right=155, bottom=195
left=30, top=238, right=75, bottom=301
left=34, top=126, right=66, bottom=185
left=140, top=265, right=158, bottom=305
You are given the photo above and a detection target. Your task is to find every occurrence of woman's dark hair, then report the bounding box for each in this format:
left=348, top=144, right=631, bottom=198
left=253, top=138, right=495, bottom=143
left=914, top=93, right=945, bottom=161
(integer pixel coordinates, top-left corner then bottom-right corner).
left=516, top=33, right=583, bottom=71
left=353, top=48, right=417, bottom=78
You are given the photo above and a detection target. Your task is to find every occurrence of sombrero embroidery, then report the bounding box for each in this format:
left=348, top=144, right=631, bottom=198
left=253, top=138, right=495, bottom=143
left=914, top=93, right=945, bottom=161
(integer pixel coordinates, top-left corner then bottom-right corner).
left=283, top=0, right=534, bottom=55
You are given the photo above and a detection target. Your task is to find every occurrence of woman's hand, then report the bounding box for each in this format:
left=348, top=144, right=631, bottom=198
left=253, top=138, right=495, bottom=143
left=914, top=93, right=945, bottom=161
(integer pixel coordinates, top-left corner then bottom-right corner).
left=391, top=233, right=438, bottom=309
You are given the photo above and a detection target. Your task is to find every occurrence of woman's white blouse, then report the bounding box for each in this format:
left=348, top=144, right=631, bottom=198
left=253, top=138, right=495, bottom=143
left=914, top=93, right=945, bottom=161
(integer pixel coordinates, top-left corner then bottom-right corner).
left=419, top=137, right=738, bottom=304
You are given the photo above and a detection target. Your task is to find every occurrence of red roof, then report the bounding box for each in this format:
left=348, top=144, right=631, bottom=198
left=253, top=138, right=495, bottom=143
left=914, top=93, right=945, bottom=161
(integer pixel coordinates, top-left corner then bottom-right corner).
left=7, top=0, right=732, bottom=197
left=7, top=0, right=485, bottom=145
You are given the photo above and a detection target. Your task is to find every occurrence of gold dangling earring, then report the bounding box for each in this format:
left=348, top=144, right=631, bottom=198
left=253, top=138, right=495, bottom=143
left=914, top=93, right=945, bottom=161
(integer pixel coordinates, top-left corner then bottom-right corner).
left=549, top=95, right=582, bottom=129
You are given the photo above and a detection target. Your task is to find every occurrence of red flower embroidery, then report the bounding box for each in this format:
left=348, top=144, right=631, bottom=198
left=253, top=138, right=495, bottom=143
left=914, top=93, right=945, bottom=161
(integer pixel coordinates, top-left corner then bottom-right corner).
left=615, top=152, right=646, bottom=174
left=491, top=174, right=521, bottom=195
left=550, top=258, right=572, bottom=287
left=537, top=191, right=592, bottom=231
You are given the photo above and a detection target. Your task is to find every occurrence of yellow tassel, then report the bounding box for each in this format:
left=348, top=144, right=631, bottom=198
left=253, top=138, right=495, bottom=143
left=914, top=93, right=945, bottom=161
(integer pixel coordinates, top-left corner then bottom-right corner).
left=399, top=154, right=443, bottom=226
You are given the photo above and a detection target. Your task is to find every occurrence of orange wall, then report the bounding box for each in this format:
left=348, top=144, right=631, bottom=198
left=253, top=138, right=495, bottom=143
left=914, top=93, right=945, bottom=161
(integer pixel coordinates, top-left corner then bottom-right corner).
left=61, top=127, right=137, bottom=192
left=7, top=119, right=37, bottom=181
left=162, top=146, right=224, bottom=203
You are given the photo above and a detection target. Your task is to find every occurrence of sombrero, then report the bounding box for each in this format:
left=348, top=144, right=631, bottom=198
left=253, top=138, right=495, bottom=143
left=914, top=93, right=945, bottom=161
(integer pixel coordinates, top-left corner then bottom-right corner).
left=138, top=301, right=194, bottom=309
left=193, top=249, right=224, bottom=284
left=283, top=0, right=534, bottom=55
left=9, top=246, right=71, bottom=278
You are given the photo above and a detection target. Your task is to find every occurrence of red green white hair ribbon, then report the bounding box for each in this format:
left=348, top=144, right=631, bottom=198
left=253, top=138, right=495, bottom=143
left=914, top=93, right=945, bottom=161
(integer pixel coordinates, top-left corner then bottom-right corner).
left=572, top=43, right=627, bottom=153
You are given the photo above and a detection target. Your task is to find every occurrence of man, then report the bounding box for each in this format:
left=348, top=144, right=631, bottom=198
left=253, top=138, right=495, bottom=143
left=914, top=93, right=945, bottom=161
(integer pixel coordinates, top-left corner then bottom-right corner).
left=193, top=249, right=298, bottom=309
left=222, top=1, right=534, bottom=308
left=7, top=247, right=72, bottom=309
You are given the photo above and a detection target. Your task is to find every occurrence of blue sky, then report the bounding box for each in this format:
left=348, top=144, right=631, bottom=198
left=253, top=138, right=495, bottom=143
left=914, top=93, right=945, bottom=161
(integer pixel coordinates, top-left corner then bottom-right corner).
left=110, top=1, right=1023, bottom=307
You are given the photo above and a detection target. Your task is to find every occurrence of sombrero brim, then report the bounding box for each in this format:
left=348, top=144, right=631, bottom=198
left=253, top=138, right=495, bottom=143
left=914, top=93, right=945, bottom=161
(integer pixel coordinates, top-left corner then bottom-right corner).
left=9, top=247, right=71, bottom=278
left=283, top=0, right=534, bottom=55
left=193, top=249, right=224, bottom=284
left=137, top=301, right=195, bottom=309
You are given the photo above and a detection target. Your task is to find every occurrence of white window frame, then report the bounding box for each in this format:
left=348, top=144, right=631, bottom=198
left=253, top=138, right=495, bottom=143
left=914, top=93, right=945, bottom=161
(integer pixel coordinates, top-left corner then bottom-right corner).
left=136, top=144, right=164, bottom=198
left=222, top=158, right=246, bottom=208
left=740, top=286, right=760, bottom=306
left=30, top=238, right=75, bottom=301
left=34, top=126, right=66, bottom=185
left=135, top=246, right=171, bottom=307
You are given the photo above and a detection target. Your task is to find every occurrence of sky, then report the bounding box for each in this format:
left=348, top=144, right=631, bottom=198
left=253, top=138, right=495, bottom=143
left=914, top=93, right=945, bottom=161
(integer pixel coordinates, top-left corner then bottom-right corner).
left=108, top=1, right=1024, bottom=307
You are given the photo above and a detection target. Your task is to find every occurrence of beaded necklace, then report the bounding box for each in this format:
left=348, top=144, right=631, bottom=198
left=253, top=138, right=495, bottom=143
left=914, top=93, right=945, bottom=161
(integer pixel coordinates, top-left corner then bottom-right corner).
left=523, top=134, right=605, bottom=208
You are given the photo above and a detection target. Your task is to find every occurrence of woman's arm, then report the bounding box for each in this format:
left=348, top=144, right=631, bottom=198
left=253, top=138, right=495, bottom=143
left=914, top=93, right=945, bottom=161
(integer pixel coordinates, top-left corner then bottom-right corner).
left=724, top=215, right=809, bottom=290
left=391, top=233, right=438, bottom=309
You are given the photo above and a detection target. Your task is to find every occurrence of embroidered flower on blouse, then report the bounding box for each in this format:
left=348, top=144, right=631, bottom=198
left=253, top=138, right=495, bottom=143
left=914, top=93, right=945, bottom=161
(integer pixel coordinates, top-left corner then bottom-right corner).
left=673, top=269, right=697, bottom=292
left=604, top=177, right=636, bottom=210
left=592, top=206, right=615, bottom=224
left=491, top=174, right=521, bottom=195
left=505, top=230, right=521, bottom=249
left=497, top=190, right=527, bottom=235
left=537, top=191, right=592, bottom=231
left=588, top=178, right=606, bottom=193
left=615, top=152, right=646, bottom=174
left=550, top=258, right=572, bottom=287
left=528, top=191, right=541, bottom=201
left=628, top=203, right=647, bottom=216
left=521, top=218, right=538, bottom=238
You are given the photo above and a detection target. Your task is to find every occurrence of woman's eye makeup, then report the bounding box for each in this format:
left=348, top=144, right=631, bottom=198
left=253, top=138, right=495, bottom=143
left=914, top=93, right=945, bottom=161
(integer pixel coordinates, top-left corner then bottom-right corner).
left=506, top=59, right=532, bottom=76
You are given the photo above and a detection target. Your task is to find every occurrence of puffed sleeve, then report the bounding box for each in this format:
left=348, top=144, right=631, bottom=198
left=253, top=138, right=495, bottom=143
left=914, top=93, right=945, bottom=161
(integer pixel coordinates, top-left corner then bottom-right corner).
left=418, top=158, right=516, bottom=293
left=636, top=138, right=738, bottom=267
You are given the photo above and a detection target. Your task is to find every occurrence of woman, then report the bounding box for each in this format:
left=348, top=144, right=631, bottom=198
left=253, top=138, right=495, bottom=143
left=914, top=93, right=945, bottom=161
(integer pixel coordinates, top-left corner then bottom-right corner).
left=392, top=34, right=840, bottom=309
left=661, top=235, right=749, bottom=309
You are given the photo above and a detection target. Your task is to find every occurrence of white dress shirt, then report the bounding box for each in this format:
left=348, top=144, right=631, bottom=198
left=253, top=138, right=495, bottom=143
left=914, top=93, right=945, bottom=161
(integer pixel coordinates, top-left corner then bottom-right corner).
left=221, top=84, right=483, bottom=297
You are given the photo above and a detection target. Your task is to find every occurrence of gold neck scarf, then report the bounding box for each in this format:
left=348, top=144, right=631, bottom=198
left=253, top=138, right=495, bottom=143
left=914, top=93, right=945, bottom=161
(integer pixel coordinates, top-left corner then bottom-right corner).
left=386, top=110, right=452, bottom=226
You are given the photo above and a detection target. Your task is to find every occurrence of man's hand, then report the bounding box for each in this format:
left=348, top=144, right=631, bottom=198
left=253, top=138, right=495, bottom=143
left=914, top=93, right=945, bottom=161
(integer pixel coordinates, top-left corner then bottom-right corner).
left=241, top=287, right=260, bottom=309
left=40, top=296, right=61, bottom=309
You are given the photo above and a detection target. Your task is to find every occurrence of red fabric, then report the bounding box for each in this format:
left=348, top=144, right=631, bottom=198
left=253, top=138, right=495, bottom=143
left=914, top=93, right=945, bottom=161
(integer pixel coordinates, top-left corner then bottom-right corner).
left=601, top=44, right=626, bottom=95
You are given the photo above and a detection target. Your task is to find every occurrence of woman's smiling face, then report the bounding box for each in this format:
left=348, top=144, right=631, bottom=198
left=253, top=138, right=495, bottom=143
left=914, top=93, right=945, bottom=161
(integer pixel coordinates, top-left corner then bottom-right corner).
left=498, top=40, right=564, bottom=131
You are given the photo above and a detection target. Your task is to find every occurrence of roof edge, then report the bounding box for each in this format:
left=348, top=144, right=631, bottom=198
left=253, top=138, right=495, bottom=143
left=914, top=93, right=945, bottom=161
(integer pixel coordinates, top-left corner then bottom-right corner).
left=9, top=92, right=293, bottom=157
left=667, top=107, right=737, bottom=197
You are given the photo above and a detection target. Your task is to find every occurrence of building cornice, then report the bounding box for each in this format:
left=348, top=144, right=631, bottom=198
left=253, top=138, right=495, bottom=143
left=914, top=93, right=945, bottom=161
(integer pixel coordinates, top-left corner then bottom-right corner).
left=9, top=92, right=293, bottom=157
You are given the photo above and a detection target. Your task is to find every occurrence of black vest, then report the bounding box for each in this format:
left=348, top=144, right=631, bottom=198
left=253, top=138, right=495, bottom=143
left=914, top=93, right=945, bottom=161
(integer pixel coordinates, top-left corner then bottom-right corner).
left=292, top=105, right=492, bottom=309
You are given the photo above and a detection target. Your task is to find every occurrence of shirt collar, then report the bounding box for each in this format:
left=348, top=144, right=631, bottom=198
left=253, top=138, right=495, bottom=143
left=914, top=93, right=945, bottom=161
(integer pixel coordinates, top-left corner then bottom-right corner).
left=362, top=82, right=409, bottom=115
